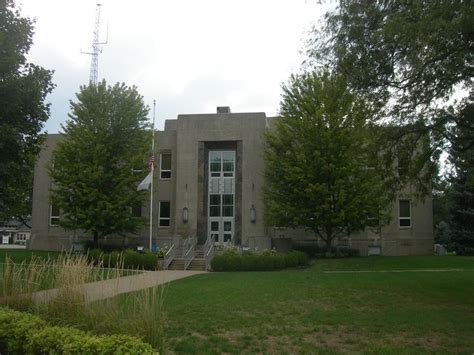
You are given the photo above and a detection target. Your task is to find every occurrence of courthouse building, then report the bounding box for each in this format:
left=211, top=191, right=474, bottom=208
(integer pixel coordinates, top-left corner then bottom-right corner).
left=29, top=107, right=434, bottom=256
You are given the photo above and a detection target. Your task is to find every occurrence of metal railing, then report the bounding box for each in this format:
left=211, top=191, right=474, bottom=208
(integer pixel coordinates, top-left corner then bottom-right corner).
left=163, top=243, right=176, bottom=270
left=183, top=235, right=196, bottom=270
left=203, top=235, right=214, bottom=271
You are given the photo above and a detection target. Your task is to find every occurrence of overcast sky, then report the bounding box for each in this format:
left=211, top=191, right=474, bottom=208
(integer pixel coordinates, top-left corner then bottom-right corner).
left=18, top=0, right=333, bottom=133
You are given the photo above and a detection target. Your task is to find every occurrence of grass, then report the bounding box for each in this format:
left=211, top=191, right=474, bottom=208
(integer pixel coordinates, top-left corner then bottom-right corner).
left=0, top=249, right=60, bottom=263
left=0, top=249, right=165, bottom=351
left=116, top=255, right=474, bottom=354
left=0, top=250, right=143, bottom=293
left=309, top=255, right=474, bottom=272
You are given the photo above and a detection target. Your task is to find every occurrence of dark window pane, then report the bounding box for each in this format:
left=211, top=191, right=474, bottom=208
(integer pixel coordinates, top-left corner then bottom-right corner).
left=159, top=219, right=170, bottom=227
left=160, top=201, right=170, bottom=218
left=223, top=162, right=233, bottom=172
left=224, top=234, right=231, bottom=242
left=224, top=221, right=232, bottom=231
left=161, top=154, right=171, bottom=170
left=223, top=206, right=233, bottom=217
left=399, top=200, right=410, bottom=218
left=222, top=194, right=233, bottom=206
left=50, top=217, right=60, bottom=225
left=210, top=194, right=221, bottom=206
left=51, top=205, right=60, bottom=216
left=211, top=221, right=219, bottom=231
left=210, top=162, right=221, bottom=172
left=161, top=171, right=171, bottom=179
left=213, top=233, right=219, bottom=242
left=399, top=219, right=411, bottom=227
left=210, top=206, right=220, bottom=217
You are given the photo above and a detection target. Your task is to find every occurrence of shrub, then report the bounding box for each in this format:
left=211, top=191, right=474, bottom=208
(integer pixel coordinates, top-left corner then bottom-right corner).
left=211, top=250, right=309, bottom=272
left=0, top=307, right=154, bottom=354
left=292, top=243, right=360, bottom=258
left=27, top=326, right=154, bottom=354
left=88, top=249, right=159, bottom=270
left=141, top=252, right=158, bottom=270
left=0, top=307, right=46, bottom=353
left=88, top=248, right=103, bottom=265
left=285, top=251, right=309, bottom=267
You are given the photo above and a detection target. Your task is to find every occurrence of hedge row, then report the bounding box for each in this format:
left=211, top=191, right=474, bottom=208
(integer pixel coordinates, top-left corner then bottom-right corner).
left=211, top=250, right=309, bottom=271
left=0, top=307, right=154, bottom=354
left=88, top=249, right=160, bottom=270
left=292, top=244, right=360, bottom=258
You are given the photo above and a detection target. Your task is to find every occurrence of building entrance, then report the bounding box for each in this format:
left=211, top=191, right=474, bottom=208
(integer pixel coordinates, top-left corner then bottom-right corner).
left=208, top=151, right=235, bottom=246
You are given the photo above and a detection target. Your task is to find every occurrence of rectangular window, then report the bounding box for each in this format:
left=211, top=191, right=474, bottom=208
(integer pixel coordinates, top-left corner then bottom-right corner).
left=159, top=201, right=170, bottom=227
left=50, top=204, right=60, bottom=226
left=399, top=200, right=411, bottom=228
left=160, top=153, right=171, bottom=180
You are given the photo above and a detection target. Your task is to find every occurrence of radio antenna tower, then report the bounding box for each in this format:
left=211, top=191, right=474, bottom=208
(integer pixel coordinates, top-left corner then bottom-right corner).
left=82, top=3, right=108, bottom=85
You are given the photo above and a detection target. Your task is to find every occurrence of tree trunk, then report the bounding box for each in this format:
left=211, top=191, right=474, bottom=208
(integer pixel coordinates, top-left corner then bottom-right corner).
left=325, top=226, right=333, bottom=253
left=93, top=232, right=99, bottom=249
left=325, top=237, right=333, bottom=253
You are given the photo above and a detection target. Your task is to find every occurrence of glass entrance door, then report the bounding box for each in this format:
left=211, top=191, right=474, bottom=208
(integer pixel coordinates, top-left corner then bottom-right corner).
left=208, top=151, right=235, bottom=246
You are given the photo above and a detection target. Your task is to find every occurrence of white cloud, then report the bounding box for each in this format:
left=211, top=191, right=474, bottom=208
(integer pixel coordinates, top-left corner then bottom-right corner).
left=18, top=0, right=331, bottom=132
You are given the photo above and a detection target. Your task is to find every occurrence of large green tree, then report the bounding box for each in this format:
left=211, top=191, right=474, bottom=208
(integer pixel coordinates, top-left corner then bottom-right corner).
left=308, top=1, right=472, bottom=118
left=448, top=96, right=474, bottom=253
left=264, top=71, right=398, bottom=250
left=49, top=81, right=149, bottom=246
left=0, top=0, right=55, bottom=222
left=307, top=1, right=472, bottom=187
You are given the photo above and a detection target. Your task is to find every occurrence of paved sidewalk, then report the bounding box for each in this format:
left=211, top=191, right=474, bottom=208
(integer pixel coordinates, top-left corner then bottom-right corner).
left=32, top=270, right=206, bottom=304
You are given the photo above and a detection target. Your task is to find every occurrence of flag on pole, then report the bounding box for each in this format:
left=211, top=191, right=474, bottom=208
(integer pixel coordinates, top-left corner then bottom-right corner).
left=137, top=156, right=155, bottom=191
left=137, top=172, right=152, bottom=191
left=148, top=155, right=155, bottom=172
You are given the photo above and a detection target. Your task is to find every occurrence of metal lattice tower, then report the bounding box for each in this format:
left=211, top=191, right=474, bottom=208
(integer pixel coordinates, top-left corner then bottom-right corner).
left=82, top=4, right=107, bottom=85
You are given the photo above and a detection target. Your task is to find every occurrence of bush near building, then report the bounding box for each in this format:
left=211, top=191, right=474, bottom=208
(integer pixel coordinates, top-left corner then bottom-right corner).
left=87, top=249, right=161, bottom=270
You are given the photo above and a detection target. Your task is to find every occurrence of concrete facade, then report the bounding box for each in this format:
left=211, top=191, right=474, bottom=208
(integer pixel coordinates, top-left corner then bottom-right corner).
left=29, top=109, right=434, bottom=255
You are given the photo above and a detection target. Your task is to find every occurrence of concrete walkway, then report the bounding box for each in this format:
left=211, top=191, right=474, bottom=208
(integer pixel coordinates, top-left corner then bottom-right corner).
left=32, top=270, right=206, bottom=304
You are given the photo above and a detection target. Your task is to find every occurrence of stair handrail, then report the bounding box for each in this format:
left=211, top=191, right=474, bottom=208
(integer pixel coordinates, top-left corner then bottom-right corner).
left=203, top=235, right=214, bottom=270
left=183, top=234, right=197, bottom=270
left=163, top=243, right=176, bottom=270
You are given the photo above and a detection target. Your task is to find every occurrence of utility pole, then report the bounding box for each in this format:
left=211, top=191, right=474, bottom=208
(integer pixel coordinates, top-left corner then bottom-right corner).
left=82, top=3, right=108, bottom=85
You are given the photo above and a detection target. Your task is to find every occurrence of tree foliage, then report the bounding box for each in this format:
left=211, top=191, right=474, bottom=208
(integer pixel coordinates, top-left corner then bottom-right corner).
left=49, top=81, right=150, bottom=245
left=264, top=72, right=398, bottom=249
left=0, top=0, right=54, bottom=221
left=448, top=96, right=474, bottom=252
left=308, top=1, right=472, bottom=116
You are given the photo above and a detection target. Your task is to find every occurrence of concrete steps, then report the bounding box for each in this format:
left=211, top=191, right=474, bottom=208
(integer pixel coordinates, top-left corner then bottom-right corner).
left=166, top=245, right=208, bottom=271
left=168, top=258, right=185, bottom=270
left=187, top=258, right=206, bottom=271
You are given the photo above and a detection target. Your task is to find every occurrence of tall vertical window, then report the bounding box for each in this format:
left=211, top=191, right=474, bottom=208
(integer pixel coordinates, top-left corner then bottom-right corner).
left=50, top=204, right=60, bottom=226
left=399, top=200, right=411, bottom=228
left=160, top=153, right=171, bottom=179
left=159, top=201, right=170, bottom=227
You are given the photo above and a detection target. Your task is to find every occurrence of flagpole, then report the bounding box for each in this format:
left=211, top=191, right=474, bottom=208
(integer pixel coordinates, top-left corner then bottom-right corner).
left=149, top=100, right=156, bottom=251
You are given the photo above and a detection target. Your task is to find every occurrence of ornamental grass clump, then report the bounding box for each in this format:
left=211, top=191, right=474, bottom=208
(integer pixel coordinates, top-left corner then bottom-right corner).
left=1, top=253, right=165, bottom=351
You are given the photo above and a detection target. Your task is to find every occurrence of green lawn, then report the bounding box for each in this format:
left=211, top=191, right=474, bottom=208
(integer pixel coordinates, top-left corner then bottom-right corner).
left=0, top=249, right=140, bottom=293
left=134, top=256, right=474, bottom=354
left=0, top=249, right=60, bottom=263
